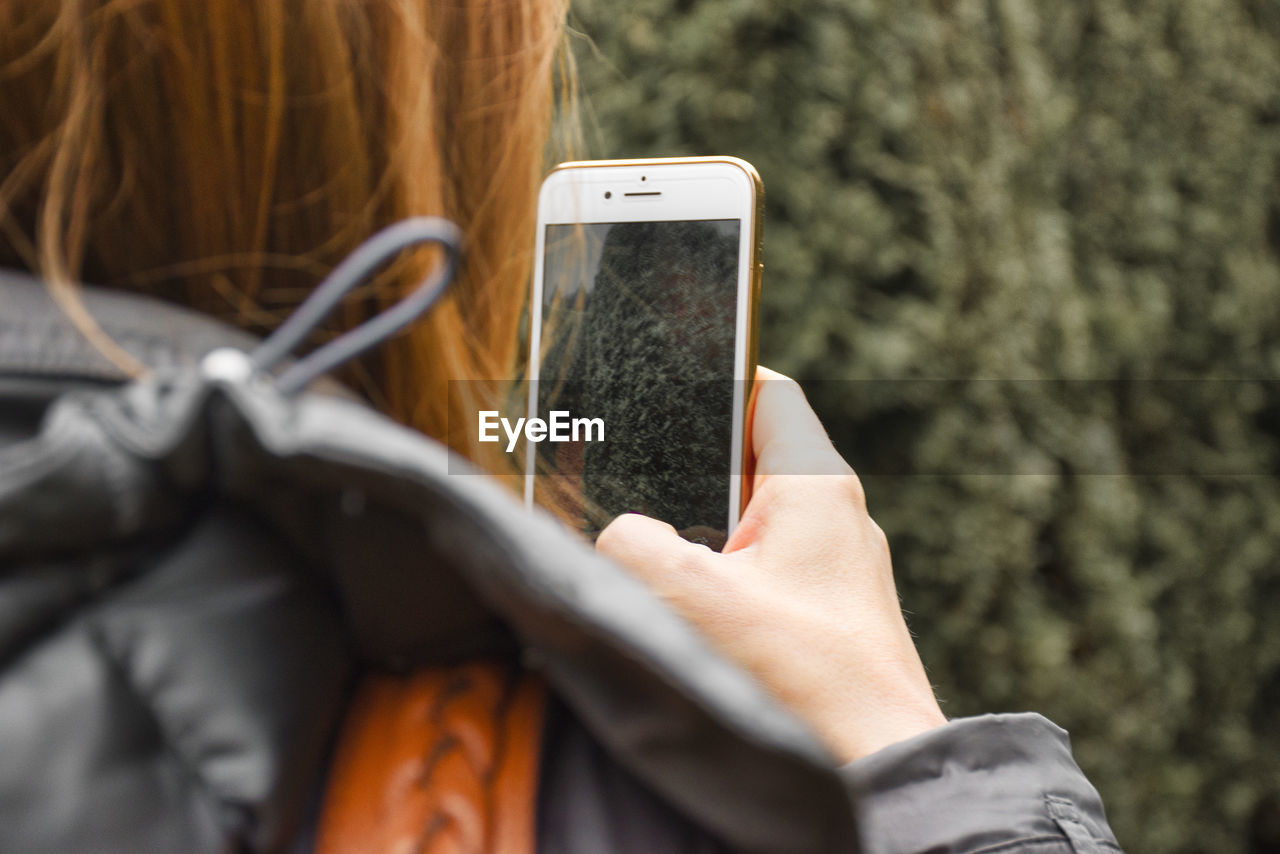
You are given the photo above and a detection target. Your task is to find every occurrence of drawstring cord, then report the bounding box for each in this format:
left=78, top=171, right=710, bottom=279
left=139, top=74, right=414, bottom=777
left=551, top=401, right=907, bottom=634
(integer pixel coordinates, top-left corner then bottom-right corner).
left=203, top=217, right=463, bottom=395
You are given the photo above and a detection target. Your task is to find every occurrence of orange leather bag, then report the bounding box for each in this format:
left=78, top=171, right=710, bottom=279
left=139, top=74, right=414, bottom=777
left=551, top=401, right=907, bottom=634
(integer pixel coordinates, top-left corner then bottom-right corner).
left=316, top=661, right=546, bottom=854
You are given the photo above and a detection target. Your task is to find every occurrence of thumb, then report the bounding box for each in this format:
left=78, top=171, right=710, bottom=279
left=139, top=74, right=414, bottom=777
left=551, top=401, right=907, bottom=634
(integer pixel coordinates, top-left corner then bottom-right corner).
left=725, top=369, right=860, bottom=555
left=751, top=366, right=851, bottom=483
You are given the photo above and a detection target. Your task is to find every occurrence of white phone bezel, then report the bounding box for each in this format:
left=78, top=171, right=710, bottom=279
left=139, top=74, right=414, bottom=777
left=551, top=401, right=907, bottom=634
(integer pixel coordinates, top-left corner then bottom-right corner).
left=524, top=158, right=758, bottom=537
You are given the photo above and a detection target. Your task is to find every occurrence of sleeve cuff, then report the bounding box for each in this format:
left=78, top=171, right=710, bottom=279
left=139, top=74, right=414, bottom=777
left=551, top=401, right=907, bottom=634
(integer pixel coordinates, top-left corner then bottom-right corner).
left=837, top=713, right=1122, bottom=854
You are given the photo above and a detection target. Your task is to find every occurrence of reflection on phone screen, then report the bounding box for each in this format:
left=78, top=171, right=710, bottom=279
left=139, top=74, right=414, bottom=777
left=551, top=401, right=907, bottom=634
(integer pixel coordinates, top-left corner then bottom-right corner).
left=536, top=219, right=740, bottom=549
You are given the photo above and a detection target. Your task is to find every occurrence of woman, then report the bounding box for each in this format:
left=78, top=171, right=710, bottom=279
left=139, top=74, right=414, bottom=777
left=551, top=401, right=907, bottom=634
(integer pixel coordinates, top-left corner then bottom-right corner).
left=0, top=1, right=1120, bottom=852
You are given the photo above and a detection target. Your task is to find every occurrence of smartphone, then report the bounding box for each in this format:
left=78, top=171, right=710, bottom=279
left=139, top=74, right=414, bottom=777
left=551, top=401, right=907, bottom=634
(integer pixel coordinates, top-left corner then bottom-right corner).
left=523, top=157, right=762, bottom=550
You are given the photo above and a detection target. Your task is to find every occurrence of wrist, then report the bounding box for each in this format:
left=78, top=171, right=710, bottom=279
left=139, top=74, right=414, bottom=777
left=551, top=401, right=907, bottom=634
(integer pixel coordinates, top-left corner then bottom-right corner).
left=799, top=650, right=948, bottom=764
left=826, top=699, right=948, bottom=764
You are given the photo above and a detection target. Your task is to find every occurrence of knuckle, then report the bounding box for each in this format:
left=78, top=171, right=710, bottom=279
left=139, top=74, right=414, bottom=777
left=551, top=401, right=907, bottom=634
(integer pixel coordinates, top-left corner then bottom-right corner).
left=837, top=472, right=867, bottom=509
left=869, top=519, right=891, bottom=555
left=674, top=545, right=713, bottom=577
left=596, top=513, right=644, bottom=553
left=594, top=525, right=618, bottom=553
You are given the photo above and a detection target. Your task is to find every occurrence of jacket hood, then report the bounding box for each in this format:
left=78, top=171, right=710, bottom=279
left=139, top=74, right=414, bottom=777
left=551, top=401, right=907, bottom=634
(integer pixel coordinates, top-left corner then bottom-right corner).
left=0, top=270, right=858, bottom=853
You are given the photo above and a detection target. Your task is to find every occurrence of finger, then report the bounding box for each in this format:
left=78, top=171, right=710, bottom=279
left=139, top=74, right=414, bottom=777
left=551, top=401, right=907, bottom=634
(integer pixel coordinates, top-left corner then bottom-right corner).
left=751, top=367, right=851, bottom=484
left=726, top=369, right=863, bottom=555
left=596, top=513, right=715, bottom=588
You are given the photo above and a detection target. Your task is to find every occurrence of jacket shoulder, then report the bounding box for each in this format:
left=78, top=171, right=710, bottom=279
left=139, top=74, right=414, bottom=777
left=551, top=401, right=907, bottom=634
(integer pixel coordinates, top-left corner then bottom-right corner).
left=0, top=502, right=351, bottom=852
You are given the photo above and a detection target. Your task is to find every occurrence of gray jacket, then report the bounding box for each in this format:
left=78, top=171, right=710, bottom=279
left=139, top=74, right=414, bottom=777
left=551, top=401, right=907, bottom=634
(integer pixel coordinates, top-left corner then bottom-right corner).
left=0, top=271, right=1121, bottom=853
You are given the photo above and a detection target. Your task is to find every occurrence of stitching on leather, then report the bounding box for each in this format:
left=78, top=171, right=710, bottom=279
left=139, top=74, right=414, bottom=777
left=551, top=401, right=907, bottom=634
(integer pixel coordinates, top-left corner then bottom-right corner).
left=410, top=669, right=489, bottom=851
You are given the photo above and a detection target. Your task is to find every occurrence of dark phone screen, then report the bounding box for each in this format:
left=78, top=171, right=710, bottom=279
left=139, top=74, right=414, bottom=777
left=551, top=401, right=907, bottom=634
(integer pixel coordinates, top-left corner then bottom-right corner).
left=535, top=219, right=741, bottom=549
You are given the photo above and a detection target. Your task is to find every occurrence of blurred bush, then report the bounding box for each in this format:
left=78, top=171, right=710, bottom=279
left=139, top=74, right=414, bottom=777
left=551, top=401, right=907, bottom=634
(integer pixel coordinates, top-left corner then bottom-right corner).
left=569, top=0, right=1280, bottom=850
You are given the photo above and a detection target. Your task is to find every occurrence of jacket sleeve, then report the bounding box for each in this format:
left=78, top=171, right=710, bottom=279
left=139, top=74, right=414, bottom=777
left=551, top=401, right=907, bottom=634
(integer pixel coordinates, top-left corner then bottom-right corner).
left=837, top=713, right=1123, bottom=854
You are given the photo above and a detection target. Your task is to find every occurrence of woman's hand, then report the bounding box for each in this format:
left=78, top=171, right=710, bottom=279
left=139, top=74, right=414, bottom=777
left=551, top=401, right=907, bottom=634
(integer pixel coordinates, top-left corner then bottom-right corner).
left=596, top=367, right=946, bottom=764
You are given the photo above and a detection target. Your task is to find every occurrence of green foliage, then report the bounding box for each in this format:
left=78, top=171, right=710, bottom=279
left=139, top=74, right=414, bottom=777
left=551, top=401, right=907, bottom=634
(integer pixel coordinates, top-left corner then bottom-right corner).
left=569, top=0, right=1280, bottom=850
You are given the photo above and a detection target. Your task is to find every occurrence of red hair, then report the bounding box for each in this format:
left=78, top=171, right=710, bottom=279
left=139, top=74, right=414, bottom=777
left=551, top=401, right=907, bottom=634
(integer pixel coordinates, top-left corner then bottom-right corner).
left=0, top=0, right=574, bottom=468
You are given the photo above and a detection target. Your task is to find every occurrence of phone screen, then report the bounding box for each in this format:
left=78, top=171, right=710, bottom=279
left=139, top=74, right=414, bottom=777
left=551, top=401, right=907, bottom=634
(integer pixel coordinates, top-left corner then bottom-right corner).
left=533, top=218, right=742, bottom=549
